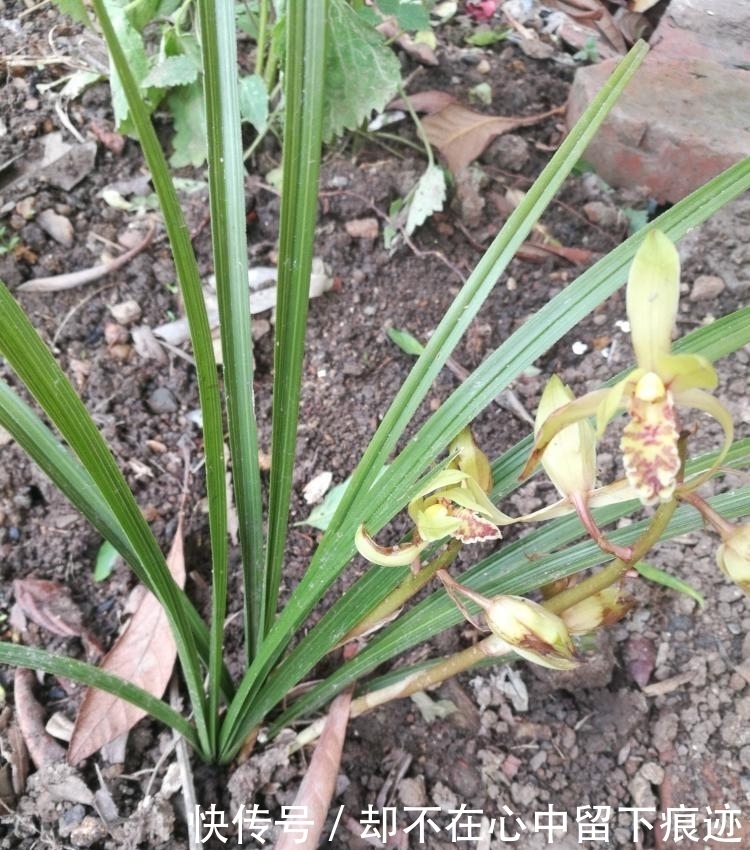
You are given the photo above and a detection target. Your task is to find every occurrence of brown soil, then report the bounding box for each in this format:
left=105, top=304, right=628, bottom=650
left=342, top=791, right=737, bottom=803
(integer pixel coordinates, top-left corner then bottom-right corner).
left=0, top=3, right=749, bottom=849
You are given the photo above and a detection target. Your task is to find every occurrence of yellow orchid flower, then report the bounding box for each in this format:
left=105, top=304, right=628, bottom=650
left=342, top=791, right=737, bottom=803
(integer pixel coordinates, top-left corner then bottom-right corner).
left=523, top=230, right=734, bottom=507
left=517, top=375, right=638, bottom=558
left=356, top=428, right=511, bottom=567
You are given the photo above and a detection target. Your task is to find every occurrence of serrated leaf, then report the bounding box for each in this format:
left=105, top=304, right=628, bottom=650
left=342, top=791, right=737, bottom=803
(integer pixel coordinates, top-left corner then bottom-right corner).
left=634, top=561, right=706, bottom=607
left=50, top=0, right=92, bottom=25
left=387, top=327, right=425, bottom=357
left=94, top=539, right=120, bottom=581
left=167, top=81, right=207, bottom=167
left=142, top=54, right=200, bottom=89
left=323, top=0, right=402, bottom=142
left=104, top=0, right=152, bottom=133
left=239, top=74, right=269, bottom=134
left=405, top=164, right=446, bottom=235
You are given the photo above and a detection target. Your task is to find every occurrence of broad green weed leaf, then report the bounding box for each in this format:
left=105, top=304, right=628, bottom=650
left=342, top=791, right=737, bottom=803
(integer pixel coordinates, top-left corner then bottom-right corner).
left=634, top=561, right=706, bottom=607
left=168, top=82, right=207, bottom=167
left=104, top=0, right=152, bottom=133
left=49, top=0, right=92, bottom=25
left=142, top=54, right=201, bottom=89
left=94, top=539, right=120, bottom=582
left=387, top=327, right=425, bottom=357
left=125, top=0, right=161, bottom=31
left=377, top=0, right=431, bottom=31
left=239, top=74, right=269, bottom=134
left=405, top=164, right=447, bottom=235
left=323, top=0, right=401, bottom=142
left=465, top=28, right=510, bottom=46
left=299, top=479, right=350, bottom=531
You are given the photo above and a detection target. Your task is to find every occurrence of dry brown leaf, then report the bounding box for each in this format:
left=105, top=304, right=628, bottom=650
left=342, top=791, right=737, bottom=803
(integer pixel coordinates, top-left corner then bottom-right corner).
left=14, top=668, right=67, bottom=768
left=422, top=103, right=563, bottom=174
left=67, top=518, right=185, bottom=765
left=276, top=686, right=353, bottom=850
left=388, top=90, right=456, bottom=115
left=12, top=578, right=103, bottom=658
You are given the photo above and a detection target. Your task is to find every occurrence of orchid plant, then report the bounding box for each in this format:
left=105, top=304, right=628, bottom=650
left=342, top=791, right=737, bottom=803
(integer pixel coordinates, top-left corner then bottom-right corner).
left=356, top=229, right=745, bottom=672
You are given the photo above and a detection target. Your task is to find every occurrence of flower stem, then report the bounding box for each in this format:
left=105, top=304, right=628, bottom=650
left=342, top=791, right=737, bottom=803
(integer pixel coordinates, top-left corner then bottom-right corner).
left=544, top=496, right=679, bottom=615
left=341, top=541, right=462, bottom=644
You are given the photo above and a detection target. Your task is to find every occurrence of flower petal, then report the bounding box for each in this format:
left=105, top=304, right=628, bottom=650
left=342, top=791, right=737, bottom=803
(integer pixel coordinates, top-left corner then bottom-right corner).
left=534, top=376, right=597, bottom=497
left=627, top=229, right=680, bottom=371
left=674, top=388, right=735, bottom=494
left=355, top=525, right=428, bottom=567
left=621, top=387, right=680, bottom=506
left=656, top=352, right=718, bottom=393
left=521, top=388, right=611, bottom=480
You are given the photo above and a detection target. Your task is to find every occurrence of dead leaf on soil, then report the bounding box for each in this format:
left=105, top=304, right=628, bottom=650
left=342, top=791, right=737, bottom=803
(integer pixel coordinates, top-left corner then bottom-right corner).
left=388, top=90, right=456, bottom=115
left=14, top=668, right=67, bottom=768
left=422, top=103, right=563, bottom=174
left=276, top=686, right=353, bottom=850
left=67, top=517, right=186, bottom=765
left=12, top=578, right=103, bottom=659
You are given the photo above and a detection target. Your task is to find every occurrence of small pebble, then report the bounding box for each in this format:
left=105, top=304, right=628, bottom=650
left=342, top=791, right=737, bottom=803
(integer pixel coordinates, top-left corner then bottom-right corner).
left=690, top=274, right=725, bottom=301
left=146, top=387, right=178, bottom=414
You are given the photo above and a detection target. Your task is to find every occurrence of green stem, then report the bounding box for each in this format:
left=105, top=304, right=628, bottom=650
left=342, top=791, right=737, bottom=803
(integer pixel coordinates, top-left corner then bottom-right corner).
left=544, top=497, right=679, bottom=615
left=342, top=541, right=461, bottom=643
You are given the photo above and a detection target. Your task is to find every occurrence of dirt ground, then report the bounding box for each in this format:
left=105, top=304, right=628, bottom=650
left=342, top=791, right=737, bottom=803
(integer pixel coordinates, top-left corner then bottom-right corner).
left=1, top=2, right=749, bottom=849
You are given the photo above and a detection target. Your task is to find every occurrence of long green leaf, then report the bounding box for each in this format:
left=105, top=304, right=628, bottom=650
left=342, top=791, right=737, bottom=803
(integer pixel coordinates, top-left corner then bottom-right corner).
left=0, top=643, right=199, bottom=750
left=218, top=40, right=650, bottom=761
left=197, top=0, right=259, bottom=751
left=261, top=0, right=328, bottom=639
left=0, top=281, right=209, bottom=758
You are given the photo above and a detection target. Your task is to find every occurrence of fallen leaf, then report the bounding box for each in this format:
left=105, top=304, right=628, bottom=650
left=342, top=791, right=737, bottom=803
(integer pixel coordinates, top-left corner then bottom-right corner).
left=423, top=103, right=562, bottom=174
left=14, top=668, right=67, bottom=768
left=277, top=687, right=353, bottom=850
left=405, top=164, right=447, bottom=236
left=12, top=579, right=103, bottom=658
left=388, top=90, right=456, bottom=114
left=345, top=217, right=379, bottom=239
left=67, top=518, right=186, bottom=765
left=302, top=471, right=334, bottom=505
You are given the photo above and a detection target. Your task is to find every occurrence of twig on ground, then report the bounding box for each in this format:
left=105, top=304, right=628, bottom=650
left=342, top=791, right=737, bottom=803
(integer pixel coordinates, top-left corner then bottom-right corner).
left=18, top=220, right=156, bottom=293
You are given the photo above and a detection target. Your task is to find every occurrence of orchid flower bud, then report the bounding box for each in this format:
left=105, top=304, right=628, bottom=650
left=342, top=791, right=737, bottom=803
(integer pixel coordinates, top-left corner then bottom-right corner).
left=559, top=588, right=635, bottom=634
left=484, top=595, right=580, bottom=670
left=716, top=523, right=750, bottom=594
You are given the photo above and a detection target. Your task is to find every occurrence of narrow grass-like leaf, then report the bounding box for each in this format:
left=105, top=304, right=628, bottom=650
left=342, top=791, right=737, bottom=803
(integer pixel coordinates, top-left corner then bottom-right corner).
left=0, top=378, right=234, bottom=701
left=221, top=140, right=750, bottom=757
left=262, top=0, right=327, bottom=637
left=0, top=643, right=199, bottom=750
left=634, top=562, right=706, bottom=607
left=0, top=278, right=210, bottom=758
left=197, top=0, right=261, bottom=748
